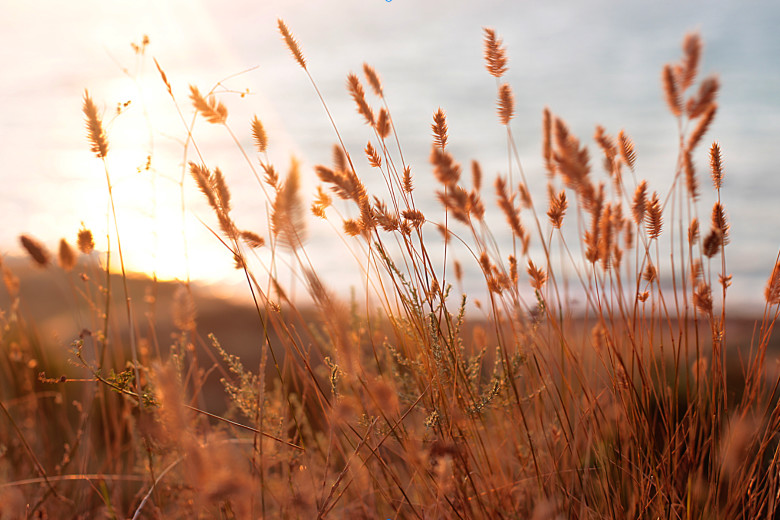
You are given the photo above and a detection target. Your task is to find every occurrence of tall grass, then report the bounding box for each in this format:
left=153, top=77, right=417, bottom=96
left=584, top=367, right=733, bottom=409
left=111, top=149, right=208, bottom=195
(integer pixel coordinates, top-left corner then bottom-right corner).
left=2, top=23, right=780, bottom=519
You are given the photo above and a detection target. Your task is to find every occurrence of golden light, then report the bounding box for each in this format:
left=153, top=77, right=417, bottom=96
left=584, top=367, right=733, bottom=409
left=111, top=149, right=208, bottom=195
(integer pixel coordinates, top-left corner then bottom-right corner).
left=73, top=76, right=228, bottom=284
left=73, top=62, right=306, bottom=289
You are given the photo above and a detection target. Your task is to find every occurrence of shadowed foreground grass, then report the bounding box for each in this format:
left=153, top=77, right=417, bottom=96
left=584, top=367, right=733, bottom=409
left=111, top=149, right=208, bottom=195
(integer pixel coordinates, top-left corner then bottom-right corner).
left=2, top=23, right=780, bottom=519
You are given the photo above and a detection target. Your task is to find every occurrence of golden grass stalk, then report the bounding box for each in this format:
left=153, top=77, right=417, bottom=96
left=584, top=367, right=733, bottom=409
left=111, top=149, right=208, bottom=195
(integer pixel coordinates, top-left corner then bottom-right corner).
left=497, top=83, right=515, bottom=125
left=691, top=258, right=703, bottom=282
left=687, top=103, right=717, bottom=151
left=271, top=158, right=307, bottom=250
left=332, top=144, right=348, bottom=172
left=430, top=147, right=461, bottom=186
left=311, top=186, right=332, bottom=219
left=315, top=165, right=367, bottom=203
left=190, top=163, right=219, bottom=211
left=694, top=281, right=713, bottom=314
left=77, top=225, right=94, bottom=254
left=684, top=150, right=699, bottom=200
left=527, top=260, right=547, bottom=290
left=594, top=125, right=617, bottom=171
left=240, top=230, right=265, bottom=248
left=552, top=117, right=592, bottom=197
left=153, top=57, right=173, bottom=96
left=365, top=141, right=381, bottom=168
left=597, top=203, right=615, bottom=267
left=542, top=107, right=554, bottom=175
left=483, top=27, right=508, bottom=78
left=262, top=162, right=278, bottom=189
left=347, top=73, right=375, bottom=126
left=315, top=166, right=343, bottom=197
left=765, top=261, right=780, bottom=305
left=376, top=108, right=390, bottom=139
left=617, top=129, right=636, bottom=171
left=496, top=176, right=527, bottom=245
left=508, top=255, right=518, bottom=285
left=478, top=251, right=492, bottom=274
left=547, top=189, right=567, bottom=228
left=711, top=202, right=730, bottom=245
left=373, top=199, right=399, bottom=231
left=189, top=85, right=227, bottom=124
left=343, top=219, right=361, bottom=236
left=518, top=182, right=531, bottom=209
left=680, top=32, right=702, bottom=90
left=645, top=191, right=662, bottom=239
left=662, top=64, right=683, bottom=117
left=358, top=197, right=375, bottom=232
left=584, top=228, right=599, bottom=264
left=82, top=90, right=108, bottom=159
left=218, top=213, right=237, bottom=241
left=251, top=115, right=268, bottom=153
left=431, top=107, right=448, bottom=149
left=624, top=221, right=634, bottom=250
left=277, top=19, right=306, bottom=70
left=58, top=238, right=76, bottom=271
left=402, top=166, right=413, bottom=193
left=703, top=229, right=722, bottom=257
left=710, top=141, right=724, bottom=189
left=362, top=63, right=383, bottom=97
left=689, top=217, right=700, bottom=244
left=687, top=76, right=719, bottom=118
left=190, top=163, right=236, bottom=240
left=471, top=160, right=482, bottom=192
left=212, top=167, right=231, bottom=212
left=436, top=186, right=472, bottom=225
left=19, top=234, right=50, bottom=267
left=401, top=209, right=425, bottom=229
left=644, top=263, right=657, bottom=283
left=469, top=190, right=485, bottom=221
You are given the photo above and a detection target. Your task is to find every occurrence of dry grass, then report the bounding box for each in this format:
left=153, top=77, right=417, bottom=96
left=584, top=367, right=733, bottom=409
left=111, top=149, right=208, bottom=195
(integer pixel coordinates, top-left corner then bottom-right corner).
left=2, top=24, right=780, bottom=519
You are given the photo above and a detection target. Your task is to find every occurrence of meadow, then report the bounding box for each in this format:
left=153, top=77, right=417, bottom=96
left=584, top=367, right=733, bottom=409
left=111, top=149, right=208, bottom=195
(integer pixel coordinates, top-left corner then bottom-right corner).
left=1, top=21, right=780, bottom=519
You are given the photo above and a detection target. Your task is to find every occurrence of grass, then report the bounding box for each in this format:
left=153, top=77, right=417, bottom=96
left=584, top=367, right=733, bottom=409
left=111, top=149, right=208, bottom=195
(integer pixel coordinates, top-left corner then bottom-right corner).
left=2, top=22, right=780, bottom=519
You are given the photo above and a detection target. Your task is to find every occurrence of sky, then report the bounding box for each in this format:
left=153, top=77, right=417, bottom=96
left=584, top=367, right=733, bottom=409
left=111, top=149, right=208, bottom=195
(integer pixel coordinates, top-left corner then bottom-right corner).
left=2, top=0, right=780, bottom=307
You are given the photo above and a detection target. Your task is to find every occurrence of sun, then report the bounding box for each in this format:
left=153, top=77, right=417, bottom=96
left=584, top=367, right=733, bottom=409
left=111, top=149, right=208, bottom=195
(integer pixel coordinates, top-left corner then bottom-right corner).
left=68, top=70, right=248, bottom=286
left=75, top=110, right=235, bottom=285
left=66, top=39, right=304, bottom=291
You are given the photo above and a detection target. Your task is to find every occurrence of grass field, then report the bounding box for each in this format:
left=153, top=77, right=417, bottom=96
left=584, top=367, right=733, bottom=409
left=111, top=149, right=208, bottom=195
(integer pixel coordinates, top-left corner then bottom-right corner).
left=2, top=23, right=780, bottom=519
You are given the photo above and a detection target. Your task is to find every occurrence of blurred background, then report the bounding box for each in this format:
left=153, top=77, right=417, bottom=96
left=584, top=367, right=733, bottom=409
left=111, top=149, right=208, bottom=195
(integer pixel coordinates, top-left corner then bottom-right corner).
left=2, top=0, right=779, bottom=311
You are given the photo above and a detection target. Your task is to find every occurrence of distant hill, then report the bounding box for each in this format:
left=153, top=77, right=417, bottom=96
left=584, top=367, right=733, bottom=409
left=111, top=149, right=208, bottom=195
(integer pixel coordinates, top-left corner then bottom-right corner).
left=0, top=256, right=271, bottom=409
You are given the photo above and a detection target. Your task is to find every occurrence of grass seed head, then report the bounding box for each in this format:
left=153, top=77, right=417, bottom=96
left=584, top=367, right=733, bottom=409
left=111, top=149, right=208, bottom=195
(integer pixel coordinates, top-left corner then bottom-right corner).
left=483, top=27, right=508, bottom=78
left=82, top=90, right=108, bottom=158
left=278, top=19, right=306, bottom=69
left=20, top=234, right=50, bottom=268
left=58, top=239, right=76, bottom=271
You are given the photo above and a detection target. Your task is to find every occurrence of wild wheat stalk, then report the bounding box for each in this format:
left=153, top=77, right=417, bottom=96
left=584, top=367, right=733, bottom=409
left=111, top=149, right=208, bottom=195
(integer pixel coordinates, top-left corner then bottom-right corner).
left=82, top=90, right=140, bottom=401
left=19, top=234, right=51, bottom=267
left=278, top=19, right=306, bottom=70
left=83, top=90, right=108, bottom=158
